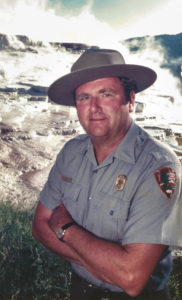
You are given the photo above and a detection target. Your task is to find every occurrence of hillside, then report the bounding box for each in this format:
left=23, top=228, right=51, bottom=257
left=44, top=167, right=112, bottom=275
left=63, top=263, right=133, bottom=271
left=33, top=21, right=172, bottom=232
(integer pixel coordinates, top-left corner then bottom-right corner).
left=123, top=32, right=182, bottom=86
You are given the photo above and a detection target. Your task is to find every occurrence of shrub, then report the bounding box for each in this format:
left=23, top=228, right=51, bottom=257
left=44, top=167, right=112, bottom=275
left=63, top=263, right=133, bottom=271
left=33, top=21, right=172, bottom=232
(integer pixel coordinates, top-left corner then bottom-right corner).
left=169, top=256, right=182, bottom=300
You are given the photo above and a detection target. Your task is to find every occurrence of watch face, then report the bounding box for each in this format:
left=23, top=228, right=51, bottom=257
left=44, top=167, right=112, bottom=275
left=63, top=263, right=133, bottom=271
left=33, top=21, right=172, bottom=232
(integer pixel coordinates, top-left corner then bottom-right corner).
left=55, top=222, right=75, bottom=241
left=56, top=227, right=64, bottom=239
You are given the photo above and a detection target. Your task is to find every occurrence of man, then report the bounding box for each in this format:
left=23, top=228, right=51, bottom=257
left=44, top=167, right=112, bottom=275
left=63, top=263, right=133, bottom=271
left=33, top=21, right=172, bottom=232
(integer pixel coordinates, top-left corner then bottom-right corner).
left=32, top=48, right=182, bottom=300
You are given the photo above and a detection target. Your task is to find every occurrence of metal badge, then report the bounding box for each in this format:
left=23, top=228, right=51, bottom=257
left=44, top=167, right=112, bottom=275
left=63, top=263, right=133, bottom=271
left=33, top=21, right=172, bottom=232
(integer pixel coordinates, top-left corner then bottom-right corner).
left=115, top=175, right=127, bottom=191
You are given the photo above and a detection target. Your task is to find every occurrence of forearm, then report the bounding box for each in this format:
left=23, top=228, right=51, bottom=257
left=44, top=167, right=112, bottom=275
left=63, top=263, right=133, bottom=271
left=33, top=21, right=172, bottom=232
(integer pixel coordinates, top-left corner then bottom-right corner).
left=41, top=202, right=131, bottom=288
left=32, top=220, right=81, bottom=264
left=64, top=224, right=131, bottom=289
left=63, top=224, right=165, bottom=296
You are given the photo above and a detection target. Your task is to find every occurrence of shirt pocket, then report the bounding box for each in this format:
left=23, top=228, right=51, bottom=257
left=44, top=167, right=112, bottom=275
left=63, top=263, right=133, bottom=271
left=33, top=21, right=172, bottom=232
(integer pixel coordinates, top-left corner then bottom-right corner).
left=88, top=190, right=128, bottom=242
left=62, top=181, right=82, bottom=220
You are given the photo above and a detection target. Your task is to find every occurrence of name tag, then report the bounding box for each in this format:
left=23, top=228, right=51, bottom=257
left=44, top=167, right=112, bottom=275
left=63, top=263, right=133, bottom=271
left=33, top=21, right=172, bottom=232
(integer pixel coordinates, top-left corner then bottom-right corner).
left=61, top=175, right=72, bottom=183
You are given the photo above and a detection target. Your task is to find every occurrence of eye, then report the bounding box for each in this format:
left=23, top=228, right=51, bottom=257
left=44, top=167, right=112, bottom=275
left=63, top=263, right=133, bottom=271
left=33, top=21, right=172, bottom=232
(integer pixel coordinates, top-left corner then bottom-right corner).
left=99, top=89, right=116, bottom=99
left=103, top=92, right=112, bottom=97
left=76, top=94, right=90, bottom=103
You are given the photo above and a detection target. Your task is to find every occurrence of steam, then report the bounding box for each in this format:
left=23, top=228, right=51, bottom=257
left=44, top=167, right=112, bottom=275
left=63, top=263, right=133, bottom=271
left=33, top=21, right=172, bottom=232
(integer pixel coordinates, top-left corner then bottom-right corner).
left=119, top=0, right=182, bottom=38
left=0, top=0, right=181, bottom=46
left=121, top=36, right=182, bottom=102
left=0, top=0, right=181, bottom=126
left=0, top=0, right=119, bottom=48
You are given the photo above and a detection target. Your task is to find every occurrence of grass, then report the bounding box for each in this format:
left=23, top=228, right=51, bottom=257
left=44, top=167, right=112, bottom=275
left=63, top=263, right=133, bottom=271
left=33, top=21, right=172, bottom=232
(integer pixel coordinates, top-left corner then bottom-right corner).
left=0, top=202, right=182, bottom=300
left=0, top=203, right=71, bottom=300
left=169, top=257, right=182, bottom=300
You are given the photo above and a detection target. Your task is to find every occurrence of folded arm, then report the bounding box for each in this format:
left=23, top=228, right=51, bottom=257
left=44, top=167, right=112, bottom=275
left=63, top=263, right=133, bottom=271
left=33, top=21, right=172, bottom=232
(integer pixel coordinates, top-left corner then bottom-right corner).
left=65, top=221, right=165, bottom=296
left=33, top=203, right=166, bottom=297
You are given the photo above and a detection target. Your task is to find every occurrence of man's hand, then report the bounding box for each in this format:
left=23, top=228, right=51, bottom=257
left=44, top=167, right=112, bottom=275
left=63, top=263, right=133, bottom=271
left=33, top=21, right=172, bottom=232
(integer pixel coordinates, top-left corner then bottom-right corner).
left=49, top=204, right=73, bottom=232
left=32, top=202, right=81, bottom=264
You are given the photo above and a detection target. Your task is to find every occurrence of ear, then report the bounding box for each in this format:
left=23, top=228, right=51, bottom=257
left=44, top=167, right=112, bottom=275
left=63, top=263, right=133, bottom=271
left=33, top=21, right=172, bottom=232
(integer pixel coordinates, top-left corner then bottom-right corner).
left=128, top=91, right=135, bottom=113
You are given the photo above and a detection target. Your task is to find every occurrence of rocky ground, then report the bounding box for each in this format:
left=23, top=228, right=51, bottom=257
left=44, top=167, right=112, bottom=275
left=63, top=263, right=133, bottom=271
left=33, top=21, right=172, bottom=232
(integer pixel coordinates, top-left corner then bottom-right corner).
left=0, top=91, right=81, bottom=209
left=0, top=89, right=182, bottom=212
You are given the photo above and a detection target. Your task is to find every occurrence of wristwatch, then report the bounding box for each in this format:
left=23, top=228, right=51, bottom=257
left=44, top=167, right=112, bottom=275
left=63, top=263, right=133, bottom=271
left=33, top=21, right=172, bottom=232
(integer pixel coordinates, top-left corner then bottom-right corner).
left=56, top=222, right=75, bottom=242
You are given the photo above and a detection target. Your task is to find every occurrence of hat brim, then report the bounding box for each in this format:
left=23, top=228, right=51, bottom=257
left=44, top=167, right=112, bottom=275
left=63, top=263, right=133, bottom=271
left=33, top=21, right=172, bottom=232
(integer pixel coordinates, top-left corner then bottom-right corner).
left=48, top=64, right=157, bottom=106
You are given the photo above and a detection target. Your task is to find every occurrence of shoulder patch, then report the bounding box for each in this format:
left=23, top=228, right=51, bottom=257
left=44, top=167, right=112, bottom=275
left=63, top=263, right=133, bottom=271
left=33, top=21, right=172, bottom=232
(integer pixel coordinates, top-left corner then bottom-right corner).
left=154, top=167, right=177, bottom=199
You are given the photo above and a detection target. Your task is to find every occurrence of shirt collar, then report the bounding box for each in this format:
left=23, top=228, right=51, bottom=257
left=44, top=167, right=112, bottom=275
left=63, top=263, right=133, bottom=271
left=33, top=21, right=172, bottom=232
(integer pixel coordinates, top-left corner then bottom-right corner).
left=83, top=121, right=139, bottom=165
left=112, top=121, right=139, bottom=164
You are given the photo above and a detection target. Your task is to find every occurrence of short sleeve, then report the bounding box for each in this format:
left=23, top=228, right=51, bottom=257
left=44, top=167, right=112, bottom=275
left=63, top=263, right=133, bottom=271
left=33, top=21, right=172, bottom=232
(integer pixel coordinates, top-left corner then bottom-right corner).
left=122, top=161, right=182, bottom=248
left=39, top=150, right=64, bottom=210
left=162, top=188, right=182, bottom=249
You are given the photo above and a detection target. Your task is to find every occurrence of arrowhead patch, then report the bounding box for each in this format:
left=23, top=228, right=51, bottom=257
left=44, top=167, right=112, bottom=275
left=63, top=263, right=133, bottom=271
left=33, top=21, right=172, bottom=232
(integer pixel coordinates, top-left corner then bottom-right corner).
left=154, top=167, right=177, bottom=199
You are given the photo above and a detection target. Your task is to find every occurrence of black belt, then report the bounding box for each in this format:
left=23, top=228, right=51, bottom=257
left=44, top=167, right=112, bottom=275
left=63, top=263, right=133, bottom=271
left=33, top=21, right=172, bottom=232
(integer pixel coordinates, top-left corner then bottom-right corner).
left=70, top=271, right=171, bottom=300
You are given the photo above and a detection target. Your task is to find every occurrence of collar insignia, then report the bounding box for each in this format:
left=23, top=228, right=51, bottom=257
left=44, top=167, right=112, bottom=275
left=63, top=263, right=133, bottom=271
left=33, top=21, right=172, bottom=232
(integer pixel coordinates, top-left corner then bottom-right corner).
left=155, top=167, right=177, bottom=199
left=115, top=175, right=127, bottom=191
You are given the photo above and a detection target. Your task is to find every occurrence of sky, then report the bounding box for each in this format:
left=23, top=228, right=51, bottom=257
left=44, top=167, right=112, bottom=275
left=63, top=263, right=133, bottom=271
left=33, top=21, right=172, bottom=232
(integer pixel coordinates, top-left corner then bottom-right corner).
left=0, top=0, right=181, bottom=46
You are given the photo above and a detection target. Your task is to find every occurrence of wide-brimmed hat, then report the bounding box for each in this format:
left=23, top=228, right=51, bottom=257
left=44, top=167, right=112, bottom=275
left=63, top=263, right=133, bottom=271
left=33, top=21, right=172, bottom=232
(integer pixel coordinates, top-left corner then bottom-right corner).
left=48, top=48, right=157, bottom=106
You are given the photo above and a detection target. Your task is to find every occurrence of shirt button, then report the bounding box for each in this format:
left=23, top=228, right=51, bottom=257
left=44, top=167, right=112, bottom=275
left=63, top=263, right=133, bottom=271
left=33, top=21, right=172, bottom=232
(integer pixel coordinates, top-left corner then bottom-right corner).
left=89, top=196, right=92, bottom=200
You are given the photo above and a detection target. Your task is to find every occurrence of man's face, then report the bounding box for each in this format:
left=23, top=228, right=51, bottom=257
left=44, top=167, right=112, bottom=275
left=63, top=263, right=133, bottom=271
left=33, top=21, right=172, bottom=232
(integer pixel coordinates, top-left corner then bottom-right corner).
left=75, top=77, right=134, bottom=143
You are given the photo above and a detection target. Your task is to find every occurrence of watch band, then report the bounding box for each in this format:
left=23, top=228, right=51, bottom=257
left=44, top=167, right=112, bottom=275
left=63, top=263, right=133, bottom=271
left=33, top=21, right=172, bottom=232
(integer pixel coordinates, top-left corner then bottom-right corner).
left=56, top=221, right=75, bottom=242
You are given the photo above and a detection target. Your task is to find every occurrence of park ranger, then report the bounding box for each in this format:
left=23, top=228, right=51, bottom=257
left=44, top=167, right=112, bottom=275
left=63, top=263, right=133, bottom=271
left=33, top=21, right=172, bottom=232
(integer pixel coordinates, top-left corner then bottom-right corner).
left=32, top=48, right=182, bottom=300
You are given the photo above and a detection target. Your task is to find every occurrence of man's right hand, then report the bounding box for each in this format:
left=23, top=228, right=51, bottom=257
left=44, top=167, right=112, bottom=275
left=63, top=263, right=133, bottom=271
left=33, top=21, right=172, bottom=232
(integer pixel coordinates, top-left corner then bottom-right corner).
left=49, top=204, right=74, bottom=233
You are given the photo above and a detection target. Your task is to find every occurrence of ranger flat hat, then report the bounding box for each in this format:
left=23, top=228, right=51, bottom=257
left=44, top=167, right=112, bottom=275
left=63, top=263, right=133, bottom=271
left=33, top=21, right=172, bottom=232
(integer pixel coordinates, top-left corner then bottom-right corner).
left=48, top=48, right=157, bottom=106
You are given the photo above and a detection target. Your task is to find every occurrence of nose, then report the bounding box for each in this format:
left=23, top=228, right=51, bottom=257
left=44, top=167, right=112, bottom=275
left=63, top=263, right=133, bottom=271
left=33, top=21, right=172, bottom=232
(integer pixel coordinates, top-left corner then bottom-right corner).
left=89, top=95, right=101, bottom=113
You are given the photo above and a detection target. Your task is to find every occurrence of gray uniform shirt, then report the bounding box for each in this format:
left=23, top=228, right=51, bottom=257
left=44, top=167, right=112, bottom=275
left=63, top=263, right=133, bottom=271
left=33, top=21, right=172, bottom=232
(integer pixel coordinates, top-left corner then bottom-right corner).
left=40, top=122, right=182, bottom=292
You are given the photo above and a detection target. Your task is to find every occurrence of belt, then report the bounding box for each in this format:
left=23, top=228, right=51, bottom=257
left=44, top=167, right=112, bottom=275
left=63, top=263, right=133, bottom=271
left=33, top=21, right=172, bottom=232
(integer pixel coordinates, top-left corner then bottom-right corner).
left=70, top=271, right=171, bottom=300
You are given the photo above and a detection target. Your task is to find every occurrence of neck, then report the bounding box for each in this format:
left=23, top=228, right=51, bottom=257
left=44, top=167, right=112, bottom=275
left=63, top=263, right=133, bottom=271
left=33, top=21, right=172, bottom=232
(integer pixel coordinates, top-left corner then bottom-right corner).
left=92, top=124, right=131, bottom=164
left=93, top=142, right=120, bottom=164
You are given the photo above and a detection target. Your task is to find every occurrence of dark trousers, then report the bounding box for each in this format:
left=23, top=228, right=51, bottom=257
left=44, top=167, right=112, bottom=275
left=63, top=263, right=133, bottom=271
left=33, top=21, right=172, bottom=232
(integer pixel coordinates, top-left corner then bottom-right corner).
left=70, top=272, right=171, bottom=300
